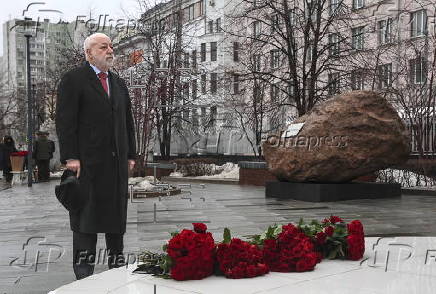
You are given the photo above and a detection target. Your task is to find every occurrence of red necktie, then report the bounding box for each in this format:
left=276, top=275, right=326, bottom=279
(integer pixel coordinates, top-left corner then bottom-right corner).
left=97, top=72, right=108, bottom=95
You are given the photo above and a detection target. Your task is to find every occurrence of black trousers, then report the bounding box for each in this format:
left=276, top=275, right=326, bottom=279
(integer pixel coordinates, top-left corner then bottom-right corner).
left=36, top=159, right=50, bottom=181
left=73, top=231, right=124, bottom=280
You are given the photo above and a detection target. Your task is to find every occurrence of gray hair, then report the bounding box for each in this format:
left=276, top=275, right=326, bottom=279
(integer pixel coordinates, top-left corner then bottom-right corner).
left=83, top=33, right=110, bottom=61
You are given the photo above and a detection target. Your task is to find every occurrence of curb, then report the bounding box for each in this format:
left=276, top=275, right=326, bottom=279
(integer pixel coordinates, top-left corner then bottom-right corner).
left=401, top=187, right=436, bottom=196
left=162, top=176, right=239, bottom=185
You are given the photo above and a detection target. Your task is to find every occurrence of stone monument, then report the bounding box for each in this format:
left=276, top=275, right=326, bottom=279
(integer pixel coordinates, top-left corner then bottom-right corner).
left=263, top=91, right=410, bottom=201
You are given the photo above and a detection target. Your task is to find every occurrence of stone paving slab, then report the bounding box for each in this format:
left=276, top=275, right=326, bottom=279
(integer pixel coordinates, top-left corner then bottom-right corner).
left=1, top=179, right=436, bottom=293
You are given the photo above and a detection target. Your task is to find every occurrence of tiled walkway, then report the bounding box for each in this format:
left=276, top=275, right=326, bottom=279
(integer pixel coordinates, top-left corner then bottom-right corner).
left=1, top=180, right=435, bottom=293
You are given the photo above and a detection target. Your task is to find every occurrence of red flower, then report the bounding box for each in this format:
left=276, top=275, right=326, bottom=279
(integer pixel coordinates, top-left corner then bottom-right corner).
left=328, top=216, right=343, bottom=224
left=346, top=220, right=365, bottom=260
left=192, top=223, right=207, bottom=234
left=347, top=220, right=364, bottom=236
left=315, top=232, right=327, bottom=245
left=262, top=224, right=318, bottom=273
left=166, top=228, right=215, bottom=281
left=324, top=226, right=334, bottom=236
left=346, top=234, right=365, bottom=260
left=216, top=238, right=269, bottom=279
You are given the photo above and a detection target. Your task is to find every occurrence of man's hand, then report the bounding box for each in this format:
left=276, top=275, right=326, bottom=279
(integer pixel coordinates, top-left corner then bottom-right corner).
left=128, top=160, right=135, bottom=171
left=66, top=160, right=81, bottom=178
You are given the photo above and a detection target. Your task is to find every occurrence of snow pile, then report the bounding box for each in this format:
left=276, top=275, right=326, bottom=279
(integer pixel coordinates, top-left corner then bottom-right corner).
left=170, top=162, right=239, bottom=179
left=377, top=169, right=436, bottom=188
left=197, top=162, right=239, bottom=179
left=169, top=171, right=184, bottom=177
left=128, top=176, right=158, bottom=191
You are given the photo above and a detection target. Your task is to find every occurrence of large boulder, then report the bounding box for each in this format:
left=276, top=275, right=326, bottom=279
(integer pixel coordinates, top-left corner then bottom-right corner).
left=262, top=91, right=410, bottom=182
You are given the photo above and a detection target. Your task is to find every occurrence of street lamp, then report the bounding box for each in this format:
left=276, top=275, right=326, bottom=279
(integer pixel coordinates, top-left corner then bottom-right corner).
left=14, top=17, right=37, bottom=187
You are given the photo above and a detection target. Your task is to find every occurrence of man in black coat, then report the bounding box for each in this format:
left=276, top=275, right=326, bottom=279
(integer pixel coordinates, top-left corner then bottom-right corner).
left=33, top=131, right=55, bottom=182
left=1, top=136, right=18, bottom=183
left=56, top=33, right=136, bottom=280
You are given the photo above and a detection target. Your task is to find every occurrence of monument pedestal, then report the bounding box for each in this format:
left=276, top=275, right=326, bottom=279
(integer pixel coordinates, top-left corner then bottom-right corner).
left=265, top=182, right=401, bottom=202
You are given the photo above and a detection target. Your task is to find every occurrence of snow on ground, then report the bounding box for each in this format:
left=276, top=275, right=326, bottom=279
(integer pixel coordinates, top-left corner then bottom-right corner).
left=169, top=172, right=184, bottom=177
left=197, top=163, right=239, bottom=179
left=128, top=176, right=158, bottom=191
left=169, top=162, right=239, bottom=179
left=377, top=169, right=436, bottom=188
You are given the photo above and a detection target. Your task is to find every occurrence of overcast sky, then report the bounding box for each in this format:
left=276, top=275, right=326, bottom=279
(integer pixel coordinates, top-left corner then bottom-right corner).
left=0, top=0, right=150, bottom=56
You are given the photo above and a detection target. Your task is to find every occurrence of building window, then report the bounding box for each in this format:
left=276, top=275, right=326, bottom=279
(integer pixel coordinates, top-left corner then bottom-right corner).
left=270, top=50, right=281, bottom=69
left=201, top=107, right=207, bottom=125
left=351, top=26, right=364, bottom=50
left=352, top=0, right=364, bottom=9
left=201, top=43, right=206, bottom=62
left=329, top=0, right=340, bottom=15
left=270, top=83, right=280, bottom=102
left=287, top=82, right=295, bottom=97
left=216, top=18, right=221, bottom=32
left=351, top=70, right=364, bottom=90
left=411, top=10, right=427, bottom=37
left=233, top=74, right=239, bottom=94
left=271, top=14, right=280, bottom=32
left=305, top=0, right=316, bottom=22
left=210, top=73, right=217, bottom=93
left=183, top=52, right=189, bottom=68
left=378, top=18, right=393, bottom=45
left=192, top=50, right=197, bottom=68
left=253, top=54, right=261, bottom=71
left=198, top=0, right=204, bottom=16
left=233, top=42, right=239, bottom=62
left=192, top=79, right=198, bottom=98
left=182, top=83, right=189, bottom=102
left=189, top=4, right=195, bottom=21
left=306, top=42, right=313, bottom=62
left=210, top=106, right=217, bottom=128
left=410, top=56, right=427, bottom=84
left=377, top=63, right=392, bottom=89
left=288, top=8, right=296, bottom=25
left=208, top=20, right=214, bottom=33
left=253, top=21, right=261, bottom=38
left=328, top=33, right=340, bottom=56
left=328, top=72, right=340, bottom=95
left=210, top=42, right=217, bottom=62
left=201, top=74, right=207, bottom=94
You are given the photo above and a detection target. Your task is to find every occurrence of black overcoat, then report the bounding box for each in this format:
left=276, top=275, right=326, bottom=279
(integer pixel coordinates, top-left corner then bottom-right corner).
left=56, top=62, right=136, bottom=234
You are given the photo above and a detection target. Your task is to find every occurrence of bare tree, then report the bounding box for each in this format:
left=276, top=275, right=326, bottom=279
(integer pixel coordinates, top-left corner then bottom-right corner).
left=117, top=0, right=206, bottom=159
left=224, top=0, right=365, bottom=118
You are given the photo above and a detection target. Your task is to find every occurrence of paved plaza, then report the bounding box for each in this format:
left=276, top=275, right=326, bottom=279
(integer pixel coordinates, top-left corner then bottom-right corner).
left=1, top=179, right=436, bottom=293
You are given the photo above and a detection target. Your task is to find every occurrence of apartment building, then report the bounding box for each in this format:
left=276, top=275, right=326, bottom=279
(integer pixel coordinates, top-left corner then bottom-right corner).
left=115, top=0, right=435, bottom=156
left=114, top=0, right=257, bottom=156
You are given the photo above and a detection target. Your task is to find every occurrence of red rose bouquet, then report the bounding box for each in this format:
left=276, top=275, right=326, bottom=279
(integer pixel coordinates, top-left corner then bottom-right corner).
left=164, top=223, right=216, bottom=280
left=136, top=217, right=365, bottom=281
left=346, top=220, right=365, bottom=260
left=250, top=224, right=319, bottom=272
left=216, top=229, right=269, bottom=279
left=299, top=216, right=365, bottom=261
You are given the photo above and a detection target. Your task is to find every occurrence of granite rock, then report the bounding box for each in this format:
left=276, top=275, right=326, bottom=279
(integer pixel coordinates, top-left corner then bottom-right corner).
left=262, top=91, right=410, bottom=182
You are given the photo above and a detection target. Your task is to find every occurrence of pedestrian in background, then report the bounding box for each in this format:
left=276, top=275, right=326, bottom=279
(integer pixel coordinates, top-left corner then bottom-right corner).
left=33, top=131, right=55, bottom=182
left=1, top=136, right=18, bottom=183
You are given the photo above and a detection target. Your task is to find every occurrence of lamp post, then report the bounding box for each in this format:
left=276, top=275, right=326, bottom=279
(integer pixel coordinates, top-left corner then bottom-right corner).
left=24, top=33, right=34, bottom=187
left=13, top=17, right=37, bottom=187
